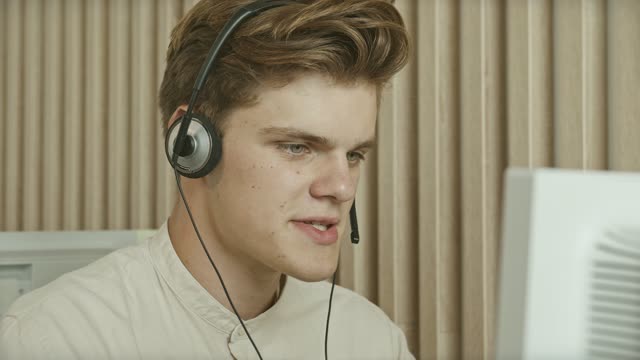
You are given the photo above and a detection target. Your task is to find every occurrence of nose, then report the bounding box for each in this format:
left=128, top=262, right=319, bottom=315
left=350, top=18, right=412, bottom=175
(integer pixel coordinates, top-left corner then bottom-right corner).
left=309, top=154, right=358, bottom=203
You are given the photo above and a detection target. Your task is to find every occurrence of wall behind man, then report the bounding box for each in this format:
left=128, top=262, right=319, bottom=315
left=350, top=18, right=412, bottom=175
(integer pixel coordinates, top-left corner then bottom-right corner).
left=1, top=0, right=639, bottom=359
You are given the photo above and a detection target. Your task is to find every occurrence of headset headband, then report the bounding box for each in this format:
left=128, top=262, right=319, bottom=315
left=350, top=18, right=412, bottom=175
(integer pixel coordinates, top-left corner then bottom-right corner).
left=171, top=0, right=295, bottom=167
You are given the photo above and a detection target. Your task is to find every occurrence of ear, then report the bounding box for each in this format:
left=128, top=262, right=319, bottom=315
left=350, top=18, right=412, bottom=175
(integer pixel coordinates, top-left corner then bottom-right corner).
left=167, top=104, right=189, bottom=130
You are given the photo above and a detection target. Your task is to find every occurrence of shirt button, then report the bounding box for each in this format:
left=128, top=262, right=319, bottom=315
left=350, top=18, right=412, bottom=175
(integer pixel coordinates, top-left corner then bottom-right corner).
left=237, top=328, right=245, bottom=336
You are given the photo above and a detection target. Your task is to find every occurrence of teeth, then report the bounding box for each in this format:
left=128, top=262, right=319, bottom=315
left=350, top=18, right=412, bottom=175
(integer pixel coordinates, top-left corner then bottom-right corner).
left=304, top=222, right=328, bottom=231
left=311, top=223, right=328, bottom=231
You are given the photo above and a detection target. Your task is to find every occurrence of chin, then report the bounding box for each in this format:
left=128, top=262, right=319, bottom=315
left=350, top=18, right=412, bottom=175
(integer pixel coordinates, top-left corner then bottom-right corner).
left=284, top=259, right=338, bottom=283
left=292, top=272, right=335, bottom=283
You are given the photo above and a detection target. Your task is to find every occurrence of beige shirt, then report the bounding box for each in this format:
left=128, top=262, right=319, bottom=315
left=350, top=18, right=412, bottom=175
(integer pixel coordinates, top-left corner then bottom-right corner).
left=1, top=222, right=414, bottom=359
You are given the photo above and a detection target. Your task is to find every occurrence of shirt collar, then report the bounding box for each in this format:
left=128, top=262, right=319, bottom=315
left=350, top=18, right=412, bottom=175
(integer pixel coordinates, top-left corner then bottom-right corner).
left=147, top=221, right=294, bottom=334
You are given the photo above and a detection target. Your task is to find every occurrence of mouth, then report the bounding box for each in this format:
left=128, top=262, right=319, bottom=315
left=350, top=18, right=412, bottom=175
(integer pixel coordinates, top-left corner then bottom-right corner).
left=300, top=221, right=331, bottom=231
left=290, top=218, right=339, bottom=245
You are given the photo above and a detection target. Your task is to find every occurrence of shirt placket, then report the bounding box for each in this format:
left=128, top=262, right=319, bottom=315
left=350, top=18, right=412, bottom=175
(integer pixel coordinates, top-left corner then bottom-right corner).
left=227, top=324, right=260, bottom=360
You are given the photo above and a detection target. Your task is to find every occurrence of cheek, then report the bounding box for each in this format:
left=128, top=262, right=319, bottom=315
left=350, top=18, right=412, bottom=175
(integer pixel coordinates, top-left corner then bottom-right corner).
left=222, top=149, right=309, bottom=216
left=245, top=164, right=305, bottom=204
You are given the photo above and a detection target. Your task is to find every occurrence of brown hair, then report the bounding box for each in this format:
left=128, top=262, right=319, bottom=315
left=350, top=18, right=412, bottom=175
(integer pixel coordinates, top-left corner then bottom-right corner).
left=158, top=0, right=410, bottom=134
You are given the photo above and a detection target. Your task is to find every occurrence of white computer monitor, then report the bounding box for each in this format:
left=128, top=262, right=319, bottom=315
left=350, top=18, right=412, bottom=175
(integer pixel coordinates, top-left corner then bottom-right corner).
left=496, top=168, right=640, bottom=360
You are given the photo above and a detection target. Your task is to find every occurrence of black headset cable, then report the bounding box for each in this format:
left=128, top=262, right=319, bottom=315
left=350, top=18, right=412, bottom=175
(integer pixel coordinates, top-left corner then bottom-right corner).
left=174, top=169, right=264, bottom=360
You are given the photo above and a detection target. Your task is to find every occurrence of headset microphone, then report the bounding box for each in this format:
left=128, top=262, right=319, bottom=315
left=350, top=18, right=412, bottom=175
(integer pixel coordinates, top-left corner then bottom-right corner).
left=350, top=202, right=360, bottom=244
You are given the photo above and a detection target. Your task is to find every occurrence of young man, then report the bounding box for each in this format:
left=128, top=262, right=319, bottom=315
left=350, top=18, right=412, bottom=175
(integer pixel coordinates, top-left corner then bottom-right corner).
left=1, top=0, right=411, bottom=358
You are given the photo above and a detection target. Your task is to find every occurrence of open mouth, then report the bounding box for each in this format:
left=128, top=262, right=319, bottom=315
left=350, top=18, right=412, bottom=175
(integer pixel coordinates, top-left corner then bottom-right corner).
left=291, top=220, right=339, bottom=245
left=301, top=221, right=330, bottom=231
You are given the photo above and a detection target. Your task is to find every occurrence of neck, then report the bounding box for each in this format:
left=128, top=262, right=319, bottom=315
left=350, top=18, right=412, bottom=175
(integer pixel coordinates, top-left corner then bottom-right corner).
left=168, top=193, right=284, bottom=320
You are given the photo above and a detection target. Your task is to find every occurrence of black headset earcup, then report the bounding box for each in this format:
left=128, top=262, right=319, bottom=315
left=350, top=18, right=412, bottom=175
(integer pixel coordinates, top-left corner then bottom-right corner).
left=165, top=114, right=222, bottom=178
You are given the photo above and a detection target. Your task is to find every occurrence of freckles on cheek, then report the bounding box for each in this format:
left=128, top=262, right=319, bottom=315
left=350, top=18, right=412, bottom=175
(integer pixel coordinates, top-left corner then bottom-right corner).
left=241, top=162, right=267, bottom=189
left=241, top=161, right=279, bottom=193
left=241, top=157, right=305, bottom=198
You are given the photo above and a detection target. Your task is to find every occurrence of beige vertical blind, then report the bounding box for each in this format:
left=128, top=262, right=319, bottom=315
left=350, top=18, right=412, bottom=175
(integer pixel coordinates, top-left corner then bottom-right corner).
left=2, top=0, right=640, bottom=359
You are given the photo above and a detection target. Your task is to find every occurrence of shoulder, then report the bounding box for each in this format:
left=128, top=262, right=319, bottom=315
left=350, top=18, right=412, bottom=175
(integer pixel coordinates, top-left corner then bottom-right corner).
left=1, top=242, right=152, bottom=354
left=6, top=242, right=150, bottom=317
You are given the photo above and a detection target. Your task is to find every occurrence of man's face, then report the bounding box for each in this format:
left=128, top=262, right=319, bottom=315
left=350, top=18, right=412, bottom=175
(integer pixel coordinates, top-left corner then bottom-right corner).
left=204, top=74, right=377, bottom=282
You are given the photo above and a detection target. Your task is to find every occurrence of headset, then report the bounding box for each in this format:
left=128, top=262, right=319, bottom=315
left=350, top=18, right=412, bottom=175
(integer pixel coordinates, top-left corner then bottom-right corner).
left=164, top=1, right=361, bottom=359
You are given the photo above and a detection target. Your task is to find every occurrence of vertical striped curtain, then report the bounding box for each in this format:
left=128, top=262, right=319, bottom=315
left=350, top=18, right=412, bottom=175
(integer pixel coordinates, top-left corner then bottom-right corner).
left=1, top=0, right=179, bottom=231
left=2, top=1, right=640, bottom=359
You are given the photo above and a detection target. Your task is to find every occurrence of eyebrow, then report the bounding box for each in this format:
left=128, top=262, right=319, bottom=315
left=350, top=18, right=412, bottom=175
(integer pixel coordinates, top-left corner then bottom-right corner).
left=258, top=126, right=376, bottom=151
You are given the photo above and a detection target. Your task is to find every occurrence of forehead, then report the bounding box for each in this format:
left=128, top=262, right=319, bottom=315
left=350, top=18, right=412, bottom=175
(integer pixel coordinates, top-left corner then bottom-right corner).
left=226, top=74, right=378, bottom=141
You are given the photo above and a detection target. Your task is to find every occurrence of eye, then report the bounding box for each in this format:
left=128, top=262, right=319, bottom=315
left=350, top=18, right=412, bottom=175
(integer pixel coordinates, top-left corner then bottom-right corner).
left=347, top=151, right=366, bottom=164
left=278, top=143, right=310, bottom=156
